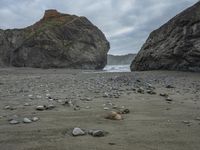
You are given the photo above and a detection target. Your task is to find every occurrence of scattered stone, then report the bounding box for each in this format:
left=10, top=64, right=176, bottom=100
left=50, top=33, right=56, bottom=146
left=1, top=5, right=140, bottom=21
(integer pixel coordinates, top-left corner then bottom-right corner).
left=108, top=142, right=116, bottom=146
left=4, top=105, right=11, bottom=109
left=121, top=109, right=130, bottom=114
left=105, top=111, right=123, bottom=120
left=72, top=128, right=85, bottom=136
left=85, top=106, right=91, bottom=109
left=24, top=103, right=31, bottom=106
left=89, top=130, right=107, bottom=137
left=74, top=105, right=80, bottom=111
left=28, top=95, right=33, bottom=99
left=166, top=97, right=173, bottom=102
left=36, top=95, right=42, bottom=99
left=166, top=85, right=175, bottom=89
left=23, top=118, right=32, bottom=123
left=104, top=107, right=109, bottom=110
left=4, top=105, right=15, bottom=110
left=160, top=93, right=168, bottom=97
left=182, top=121, right=191, bottom=126
left=36, top=105, right=46, bottom=111
left=46, top=104, right=56, bottom=110
left=147, top=90, right=156, bottom=95
left=62, top=100, right=73, bottom=107
left=32, top=117, right=39, bottom=122
left=137, top=87, right=144, bottom=94
left=9, top=119, right=19, bottom=125
left=80, top=98, right=92, bottom=101
left=195, top=117, right=200, bottom=121
left=103, top=92, right=109, bottom=98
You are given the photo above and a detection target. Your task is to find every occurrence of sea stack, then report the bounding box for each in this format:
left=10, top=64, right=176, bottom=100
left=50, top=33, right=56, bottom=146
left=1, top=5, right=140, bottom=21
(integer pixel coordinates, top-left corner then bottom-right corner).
left=131, top=2, right=200, bottom=72
left=0, top=9, right=110, bottom=69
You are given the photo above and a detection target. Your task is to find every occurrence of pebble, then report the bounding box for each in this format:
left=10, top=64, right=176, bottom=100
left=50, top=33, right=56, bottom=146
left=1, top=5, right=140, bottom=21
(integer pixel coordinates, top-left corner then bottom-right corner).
left=4, top=105, right=11, bottom=109
left=89, top=130, right=106, bottom=137
left=85, top=106, right=91, bottom=109
left=24, top=103, right=31, bottom=106
left=147, top=90, right=156, bottom=95
left=23, top=118, right=32, bottom=123
left=166, top=85, right=175, bottom=88
left=137, top=87, right=144, bottom=94
left=104, top=107, right=109, bottom=110
left=32, top=117, right=39, bottom=122
left=105, top=111, right=122, bottom=120
left=46, top=104, right=56, bottom=110
left=72, top=128, right=85, bottom=136
left=121, top=109, right=130, bottom=114
left=166, top=97, right=173, bottom=102
left=28, top=95, right=33, bottom=99
left=195, top=117, right=200, bottom=121
left=103, top=92, right=109, bottom=98
left=36, top=95, right=42, bottom=99
left=81, top=98, right=92, bottom=101
left=9, top=119, right=19, bottom=125
left=36, top=105, right=46, bottom=111
left=160, top=93, right=168, bottom=97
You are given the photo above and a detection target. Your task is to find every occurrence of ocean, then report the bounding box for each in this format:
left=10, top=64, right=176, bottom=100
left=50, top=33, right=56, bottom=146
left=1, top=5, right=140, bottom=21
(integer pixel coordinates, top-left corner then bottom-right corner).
left=103, top=65, right=131, bottom=72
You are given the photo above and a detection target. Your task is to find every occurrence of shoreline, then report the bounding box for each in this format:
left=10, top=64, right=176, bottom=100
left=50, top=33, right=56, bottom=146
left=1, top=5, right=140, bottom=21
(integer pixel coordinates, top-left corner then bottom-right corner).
left=0, top=68, right=200, bottom=150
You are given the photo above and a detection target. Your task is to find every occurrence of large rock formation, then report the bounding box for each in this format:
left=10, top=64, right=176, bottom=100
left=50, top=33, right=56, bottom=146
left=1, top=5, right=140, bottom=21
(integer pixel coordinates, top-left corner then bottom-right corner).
left=0, top=9, right=110, bottom=69
left=131, top=2, right=200, bottom=72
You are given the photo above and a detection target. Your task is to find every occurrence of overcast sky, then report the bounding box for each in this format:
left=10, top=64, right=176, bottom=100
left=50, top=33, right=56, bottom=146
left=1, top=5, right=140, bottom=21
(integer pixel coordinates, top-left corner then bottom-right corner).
left=0, top=0, right=198, bottom=55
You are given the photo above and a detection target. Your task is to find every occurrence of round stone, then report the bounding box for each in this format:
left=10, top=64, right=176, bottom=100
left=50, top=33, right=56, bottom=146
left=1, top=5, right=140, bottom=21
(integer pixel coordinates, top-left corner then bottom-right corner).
left=72, top=128, right=85, bottom=136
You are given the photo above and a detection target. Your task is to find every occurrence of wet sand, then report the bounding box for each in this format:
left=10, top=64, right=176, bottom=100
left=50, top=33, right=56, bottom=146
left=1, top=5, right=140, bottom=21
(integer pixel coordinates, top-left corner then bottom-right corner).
left=0, top=68, right=200, bottom=150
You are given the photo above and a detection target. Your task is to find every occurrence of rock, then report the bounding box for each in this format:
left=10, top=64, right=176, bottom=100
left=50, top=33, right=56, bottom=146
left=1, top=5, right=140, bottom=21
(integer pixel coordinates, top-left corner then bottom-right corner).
left=105, top=111, right=123, bottom=120
left=166, top=85, right=175, bottom=89
left=80, top=98, right=92, bottom=101
left=32, top=117, right=39, bottom=122
left=46, top=104, right=56, bottom=110
left=160, top=93, right=168, bottom=97
left=9, top=119, right=19, bottom=125
left=36, top=95, right=42, bottom=99
left=195, top=117, right=200, bottom=121
left=4, top=105, right=11, bottom=109
left=72, top=128, right=85, bottom=136
left=0, top=9, right=109, bottom=69
left=36, top=105, right=46, bottom=111
left=121, top=109, right=130, bottom=114
left=89, top=130, right=107, bottom=137
left=23, top=118, right=32, bottom=123
left=103, top=92, right=109, bottom=98
left=24, top=103, right=31, bottom=106
left=166, top=97, right=173, bottom=102
left=131, top=2, right=200, bottom=72
left=147, top=90, right=156, bottom=95
left=182, top=120, right=191, bottom=124
left=104, top=107, right=109, bottom=110
left=137, top=87, right=144, bottom=94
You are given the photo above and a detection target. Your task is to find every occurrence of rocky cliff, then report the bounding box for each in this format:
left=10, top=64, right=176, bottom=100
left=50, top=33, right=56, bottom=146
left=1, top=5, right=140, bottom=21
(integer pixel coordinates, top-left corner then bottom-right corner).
left=131, top=2, right=200, bottom=72
left=0, top=9, right=110, bottom=69
left=107, top=54, right=136, bottom=65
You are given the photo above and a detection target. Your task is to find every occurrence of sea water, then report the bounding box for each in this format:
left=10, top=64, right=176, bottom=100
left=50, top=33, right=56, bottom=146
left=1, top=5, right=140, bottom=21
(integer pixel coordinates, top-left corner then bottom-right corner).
left=103, top=65, right=131, bottom=72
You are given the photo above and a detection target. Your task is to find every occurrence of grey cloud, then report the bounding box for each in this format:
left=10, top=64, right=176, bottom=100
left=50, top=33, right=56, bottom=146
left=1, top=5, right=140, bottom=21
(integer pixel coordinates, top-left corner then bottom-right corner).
left=0, top=0, right=198, bottom=55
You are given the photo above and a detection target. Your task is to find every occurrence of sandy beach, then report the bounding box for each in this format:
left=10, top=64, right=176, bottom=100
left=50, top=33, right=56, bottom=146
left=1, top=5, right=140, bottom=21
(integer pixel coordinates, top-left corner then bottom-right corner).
left=0, top=68, right=200, bottom=150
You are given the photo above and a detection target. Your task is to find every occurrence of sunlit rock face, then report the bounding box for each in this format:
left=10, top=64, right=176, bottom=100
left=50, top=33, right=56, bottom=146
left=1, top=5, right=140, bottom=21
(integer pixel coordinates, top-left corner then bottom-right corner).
left=131, top=2, right=200, bottom=72
left=0, top=9, right=110, bottom=69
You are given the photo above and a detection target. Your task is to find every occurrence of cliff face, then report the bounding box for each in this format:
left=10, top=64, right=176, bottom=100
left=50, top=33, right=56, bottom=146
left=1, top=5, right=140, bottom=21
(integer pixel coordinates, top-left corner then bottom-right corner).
left=0, top=9, right=110, bottom=69
left=107, top=54, right=136, bottom=65
left=131, top=2, right=200, bottom=72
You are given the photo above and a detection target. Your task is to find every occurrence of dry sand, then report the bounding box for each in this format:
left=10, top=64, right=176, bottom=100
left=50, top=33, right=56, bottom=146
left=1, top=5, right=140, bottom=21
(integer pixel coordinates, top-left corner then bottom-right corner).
left=0, top=68, right=200, bottom=150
